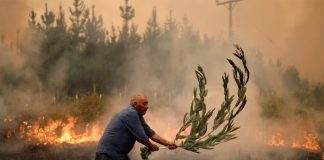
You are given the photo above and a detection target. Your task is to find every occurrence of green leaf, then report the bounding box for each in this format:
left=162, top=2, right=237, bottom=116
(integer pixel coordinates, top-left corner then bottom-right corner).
left=164, top=46, right=250, bottom=159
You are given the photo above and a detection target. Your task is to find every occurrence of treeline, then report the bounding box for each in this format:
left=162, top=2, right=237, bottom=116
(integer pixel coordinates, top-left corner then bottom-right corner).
left=0, top=0, right=215, bottom=140
left=1, top=0, right=210, bottom=99
left=251, top=53, right=324, bottom=147
left=251, top=52, right=324, bottom=120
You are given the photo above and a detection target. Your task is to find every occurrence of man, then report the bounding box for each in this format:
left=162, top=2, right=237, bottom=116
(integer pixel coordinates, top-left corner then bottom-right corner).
left=96, top=93, right=177, bottom=160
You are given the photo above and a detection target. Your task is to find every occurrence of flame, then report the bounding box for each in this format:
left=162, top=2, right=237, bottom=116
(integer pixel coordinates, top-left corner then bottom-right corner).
left=268, top=133, right=285, bottom=147
left=17, top=116, right=102, bottom=145
left=268, top=132, right=321, bottom=151
left=292, top=132, right=321, bottom=151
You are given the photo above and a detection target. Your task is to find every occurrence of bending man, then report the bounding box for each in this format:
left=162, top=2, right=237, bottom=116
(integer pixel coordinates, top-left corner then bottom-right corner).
left=96, top=93, right=177, bottom=160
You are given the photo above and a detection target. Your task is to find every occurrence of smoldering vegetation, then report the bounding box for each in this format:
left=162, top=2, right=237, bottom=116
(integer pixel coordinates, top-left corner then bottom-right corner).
left=0, top=0, right=323, bottom=159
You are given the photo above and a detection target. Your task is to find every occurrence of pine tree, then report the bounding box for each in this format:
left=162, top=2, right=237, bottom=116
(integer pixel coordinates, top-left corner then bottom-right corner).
left=181, top=15, right=199, bottom=46
left=128, top=23, right=141, bottom=48
left=164, top=10, right=178, bottom=39
left=110, top=25, right=117, bottom=45
left=144, top=7, right=160, bottom=43
left=143, top=7, right=164, bottom=87
left=37, top=4, right=71, bottom=93
left=28, top=10, right=37, bottom=29
left=41, top=3, right=55, bottom=31
left=56, top=5, right=67, bottom=31
left=84, top=5, right=106, bottom=45
left=119, top=0, right=135, bottom=43
left=69, top=0, right=87, bottom=47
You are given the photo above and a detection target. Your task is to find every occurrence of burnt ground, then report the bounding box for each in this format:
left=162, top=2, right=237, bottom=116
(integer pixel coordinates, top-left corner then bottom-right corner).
left=0, top=143, right=322, bottom=160
left=239, top=146, right=323, bottom=160
left=0, top=142, right=97, bottom=160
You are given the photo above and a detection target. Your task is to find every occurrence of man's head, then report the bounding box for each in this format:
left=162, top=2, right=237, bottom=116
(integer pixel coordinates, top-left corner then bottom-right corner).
left=130, top=93, right=148, bottom=115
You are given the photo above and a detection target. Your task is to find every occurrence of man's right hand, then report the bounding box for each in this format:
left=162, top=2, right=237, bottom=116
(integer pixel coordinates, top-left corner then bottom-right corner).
left=149, top=143, right=159, bottom=151
left=146, top=140, right=159, bottom=151
left=166, top=141, right=177, bottom=150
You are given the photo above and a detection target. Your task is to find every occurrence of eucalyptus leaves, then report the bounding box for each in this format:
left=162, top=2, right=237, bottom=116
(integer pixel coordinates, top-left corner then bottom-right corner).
left=141, top=45, right=249, bottom=159
left=174, top=45, right=249, bottom=153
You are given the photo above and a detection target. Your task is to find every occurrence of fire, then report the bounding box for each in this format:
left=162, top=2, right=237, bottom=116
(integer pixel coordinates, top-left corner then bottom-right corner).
left=17, top=116, right=102, bottom=145
left=268, top=133, right=285, bottom=147
left=268, top=132, right=321, bottom=151
left=292, top=132, right=321, bottom=151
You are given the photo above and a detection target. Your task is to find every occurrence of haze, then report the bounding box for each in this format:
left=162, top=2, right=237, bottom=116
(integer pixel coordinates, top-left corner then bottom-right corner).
left=1, top=0, right=323, bottom=81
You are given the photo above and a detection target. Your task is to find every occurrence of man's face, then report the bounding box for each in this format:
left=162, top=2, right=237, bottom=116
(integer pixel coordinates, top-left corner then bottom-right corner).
left=134, top=97, right=148, bottom=115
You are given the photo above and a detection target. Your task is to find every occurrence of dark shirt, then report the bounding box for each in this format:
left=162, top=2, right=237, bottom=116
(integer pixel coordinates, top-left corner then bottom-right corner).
left=96, top=105, right=155, bottom=159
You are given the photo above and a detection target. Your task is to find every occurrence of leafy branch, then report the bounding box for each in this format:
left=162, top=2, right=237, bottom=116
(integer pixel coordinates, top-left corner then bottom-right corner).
left=174, top=45, right=250, bottom=153
left=140, top=45, right=250, bottom=159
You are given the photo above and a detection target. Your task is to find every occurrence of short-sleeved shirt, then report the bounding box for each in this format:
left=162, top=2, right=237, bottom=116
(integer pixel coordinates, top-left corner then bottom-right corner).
left=96, top=105, right=155, bottom=159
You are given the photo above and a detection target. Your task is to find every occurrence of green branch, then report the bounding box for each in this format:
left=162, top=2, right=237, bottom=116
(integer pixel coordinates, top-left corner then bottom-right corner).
left=141, top=45, right=250, bottom=159
left=175, top=45, right=250, bottom=153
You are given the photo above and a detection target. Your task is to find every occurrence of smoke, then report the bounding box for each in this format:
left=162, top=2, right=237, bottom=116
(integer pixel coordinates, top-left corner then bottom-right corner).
left=3, top=0, right=324, bottom=81
left=233, top=0, right=324, bottom=82
left=123, top=32, right=323, bottom=159
left=119, top=37, right=266, bottom=159
left=0, top=1, right=323, bottom=159
left=0, top=26, right=48, bottom=118
left=283, top=0, right=324, bottom=82
left=0, top=0, right=30, bottom=44
left=0, top=0, right=47, bottom=118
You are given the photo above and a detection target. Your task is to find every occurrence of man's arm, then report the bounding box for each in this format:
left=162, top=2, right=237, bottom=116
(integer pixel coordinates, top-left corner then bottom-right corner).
left=121, top=111, right=161, bottom=151
left=140, top=117, right=177, bottom=150
left=150, top=133, right=177, bottom=149
left=121, top=112, right=151, bottom=145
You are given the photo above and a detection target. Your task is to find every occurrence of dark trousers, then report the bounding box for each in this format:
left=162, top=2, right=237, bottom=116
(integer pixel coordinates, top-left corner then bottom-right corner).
left=95, top=153, right=130, bottom=160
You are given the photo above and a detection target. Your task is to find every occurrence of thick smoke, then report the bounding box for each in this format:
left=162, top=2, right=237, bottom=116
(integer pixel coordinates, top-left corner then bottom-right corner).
left=125, top=46, right=269, bottom=159
left=0, top=0, right=323, bottom=160
left=4, top=0, right=324, bottom=82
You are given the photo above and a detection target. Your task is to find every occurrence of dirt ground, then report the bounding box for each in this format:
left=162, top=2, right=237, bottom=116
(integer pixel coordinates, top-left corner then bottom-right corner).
left=0, top=143, right=322, bottom=160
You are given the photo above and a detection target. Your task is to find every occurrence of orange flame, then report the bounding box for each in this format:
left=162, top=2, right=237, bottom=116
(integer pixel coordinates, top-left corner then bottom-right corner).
left=291, top=132, right=321, bottom=151
left=268, top=133, right=285, bottom=147
left=268, top=132, right=321, bottom=151
left=18, top=116, right=102, bottom=145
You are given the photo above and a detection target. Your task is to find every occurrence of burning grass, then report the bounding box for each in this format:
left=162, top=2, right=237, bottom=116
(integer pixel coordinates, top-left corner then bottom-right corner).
left=1, top=115, right=102, bottom=145
left=267, top=131, right=321, bottom=151
left=0, top=84, right=322, bottom=159
left=0, top=90, right=105, bottom=144
left=1, top=106, right=323, bottom=160
left=0, top=112, right=101, bottom=160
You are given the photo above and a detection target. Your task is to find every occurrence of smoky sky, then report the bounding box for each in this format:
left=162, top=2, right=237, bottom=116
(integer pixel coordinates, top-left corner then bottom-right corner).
left=0, top=0, right=30, bottom=43
left=0, top=0, right=324, bottom=82
left=1, top=0, right=323, bottom=82
left=283, top=0, right=324, bottom=82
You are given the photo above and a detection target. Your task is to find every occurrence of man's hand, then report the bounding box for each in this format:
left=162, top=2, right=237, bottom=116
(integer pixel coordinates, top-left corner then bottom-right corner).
left=166, top=141, right=177, bottom=150
left=151, top=133, right=178, bottom=150
left=150, top=143, right=159, bottom=151
left=146, top=140, right=159, bottom=151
